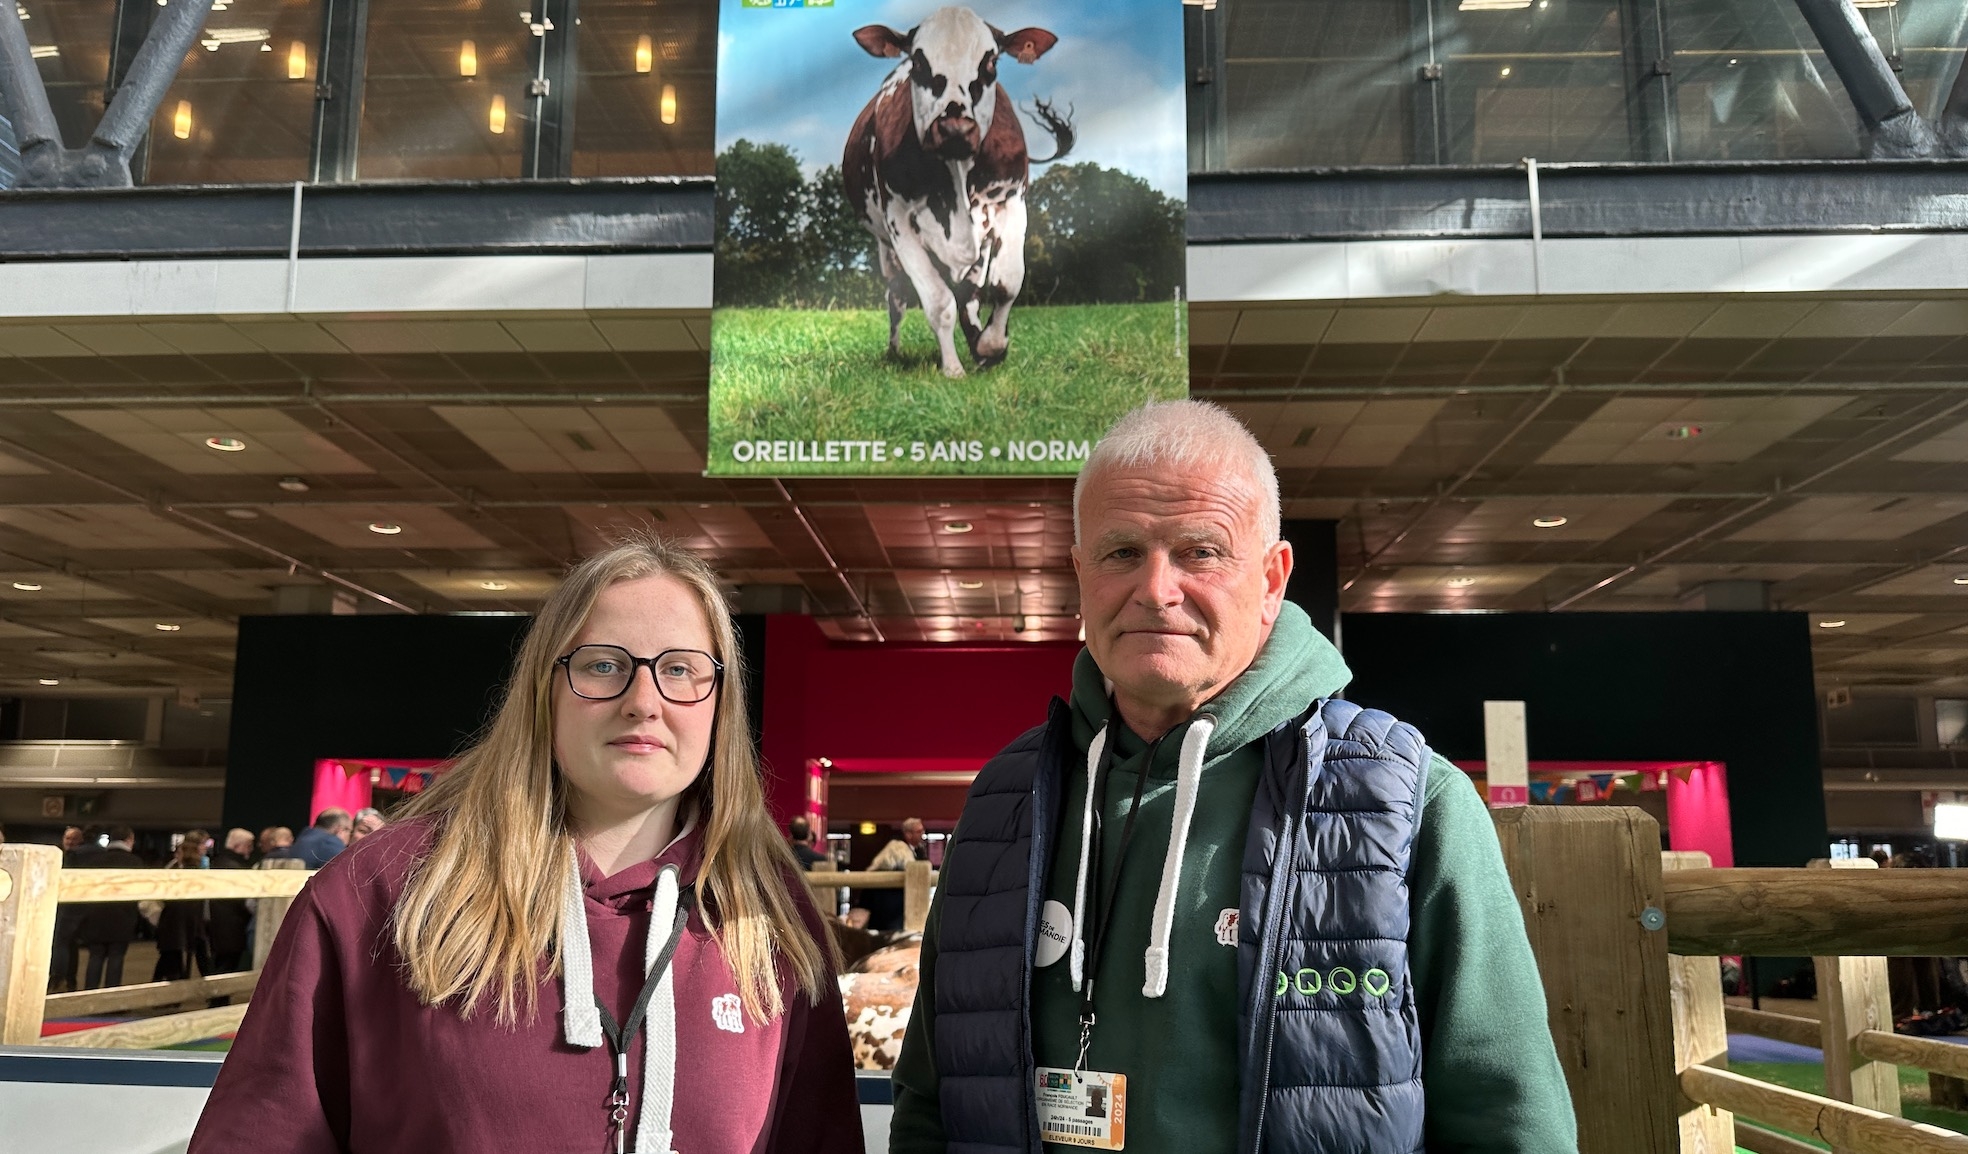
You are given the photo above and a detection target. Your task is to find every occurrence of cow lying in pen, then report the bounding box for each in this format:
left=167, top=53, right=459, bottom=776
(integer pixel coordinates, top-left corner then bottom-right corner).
left=843, top=6, right=1073, bottom=378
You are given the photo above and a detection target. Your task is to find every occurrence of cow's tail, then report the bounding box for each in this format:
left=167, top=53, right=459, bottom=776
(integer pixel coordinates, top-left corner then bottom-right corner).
left=1025, top=98, right=1075, bottom=164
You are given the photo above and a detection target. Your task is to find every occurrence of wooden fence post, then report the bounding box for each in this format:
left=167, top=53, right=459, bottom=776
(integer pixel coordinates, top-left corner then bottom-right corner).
left=903, top=860, right=933, bottom=934
left=1808, top=860, right=1900, bottom=1120
left=1493, top=806, right=1677, bottom=1154
left=253, top=857, right=307, bottom=968
left=1663, top=850, right=1734, bottom=1154
left=0, top=843, right=62, bottom=1045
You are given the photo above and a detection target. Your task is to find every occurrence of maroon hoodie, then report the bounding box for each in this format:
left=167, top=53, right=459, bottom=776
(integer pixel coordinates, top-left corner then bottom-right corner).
left=189, top=816, right=863, bottom=1154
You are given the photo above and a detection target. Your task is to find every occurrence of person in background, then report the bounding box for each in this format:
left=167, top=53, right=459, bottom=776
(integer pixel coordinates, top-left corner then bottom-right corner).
left=258, top=826, right=295, bottom=861
left=48, top=826, right=90, bottom=993
left=75, top=825, right=143, bottom=990
left=289, top=809, right=351, bottom=868
left=207, top=830, right=256, bottom=976
left=351, top=807, right=387, bottom=843
left=787, top=816, right=827, bottom=870
left=191, top=534, right=860, bottom=1154
left=900, top=817, right=929, bottom=862
left=854, top=839, right=915, bottom=935
left=154, top=830, right=214, bottom=983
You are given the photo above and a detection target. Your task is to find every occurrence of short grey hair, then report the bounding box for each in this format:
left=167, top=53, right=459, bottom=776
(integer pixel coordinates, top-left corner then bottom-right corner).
left=1073, top=400, right=1280, bottom=545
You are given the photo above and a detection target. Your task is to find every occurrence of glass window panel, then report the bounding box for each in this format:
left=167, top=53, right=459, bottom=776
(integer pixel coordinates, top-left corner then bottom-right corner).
left=569, top=0, right=713, bottom=176
left=15, top=0, right=116, bottom=157
left=1220, top=0, right=1415, bottom=168
left=1877, top=1, right=1968, bottom=127
left=1439, top=0, right=1635, bottom=163
left=1664, top=0, right=1863, bottom=160
left=359, top=0, right=536, bottom=179
left=143, top=0, right=321, bottom=184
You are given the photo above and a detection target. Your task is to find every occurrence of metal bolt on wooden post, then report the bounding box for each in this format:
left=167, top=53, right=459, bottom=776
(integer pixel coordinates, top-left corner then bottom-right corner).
left=1663, top=850, right=1733, bottom=1154
left=0, top=844, right=62, bottom=1045
left=903, top=860, right=934, bottom=934
left=1493, top=806, right=1677, bottom=1154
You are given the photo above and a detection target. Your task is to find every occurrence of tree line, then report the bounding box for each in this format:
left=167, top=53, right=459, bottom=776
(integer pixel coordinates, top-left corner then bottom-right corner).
left=713, top=139, right=1184, bottom=310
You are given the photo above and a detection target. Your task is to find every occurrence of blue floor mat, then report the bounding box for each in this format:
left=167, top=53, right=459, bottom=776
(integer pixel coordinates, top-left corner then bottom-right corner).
left=1727, top=1033, right=1821, bottom=1063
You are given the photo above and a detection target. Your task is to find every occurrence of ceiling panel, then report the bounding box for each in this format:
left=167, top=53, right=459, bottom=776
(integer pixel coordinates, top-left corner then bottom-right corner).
left=1228, top=398, right=1446, bottom=468
left=56, top=407, right=376, bottom=476
left=1728, top=496, right=1968, bottom=542
left=1443, top=496, right=1674, bottom=544
left=0, top=506, right=217, bottom=550
left=433, top=405, right=702, bottom=474
left=262, top=504, right=499, bottom=549
left=1536, top=394, right=1852, bottom=465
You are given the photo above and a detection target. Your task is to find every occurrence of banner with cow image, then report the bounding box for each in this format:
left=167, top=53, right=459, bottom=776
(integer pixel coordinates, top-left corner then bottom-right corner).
left=708, top=0, right=1188, bottom=476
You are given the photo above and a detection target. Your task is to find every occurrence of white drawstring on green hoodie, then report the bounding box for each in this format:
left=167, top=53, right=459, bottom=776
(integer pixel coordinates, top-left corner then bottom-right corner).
left=1067, top=713, right=1219, bottom=998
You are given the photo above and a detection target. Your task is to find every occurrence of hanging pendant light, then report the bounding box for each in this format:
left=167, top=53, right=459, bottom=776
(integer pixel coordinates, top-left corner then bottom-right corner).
left=459, top=38, right=477, bottom=77
left=287, top=40, right=306, bottom=78
left=659, top=83, right=677, bottom=125
left=172, top=99, right=192, bottom=138
left=489, top=92, right=507, bottom=133
left=635, top=33, right=652, bottom=74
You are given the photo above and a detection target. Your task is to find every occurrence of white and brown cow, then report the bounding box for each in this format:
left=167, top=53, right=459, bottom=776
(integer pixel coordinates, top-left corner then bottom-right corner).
left=843, top=7, right=1069, bottom=378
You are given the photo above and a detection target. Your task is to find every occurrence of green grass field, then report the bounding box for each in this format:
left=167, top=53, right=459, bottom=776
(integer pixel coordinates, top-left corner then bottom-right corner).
left=1727, top=1061, right=1968, bottom=1150
left=707, top=302, right=1187, bottom=476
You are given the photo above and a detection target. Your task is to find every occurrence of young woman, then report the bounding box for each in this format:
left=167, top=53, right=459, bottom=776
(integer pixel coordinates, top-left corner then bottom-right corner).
left=191, top=538, right=862, bottom=1154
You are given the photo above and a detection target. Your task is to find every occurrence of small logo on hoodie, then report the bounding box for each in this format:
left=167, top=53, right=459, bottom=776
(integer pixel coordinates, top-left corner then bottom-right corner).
left=1214, top=909, right=1239, bottom=947
left=711, top=993, right=745, bottom=1033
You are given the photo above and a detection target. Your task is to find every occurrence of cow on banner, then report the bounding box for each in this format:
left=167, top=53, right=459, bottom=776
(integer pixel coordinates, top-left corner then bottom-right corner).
left=844, top=7, right=1073, bottom=378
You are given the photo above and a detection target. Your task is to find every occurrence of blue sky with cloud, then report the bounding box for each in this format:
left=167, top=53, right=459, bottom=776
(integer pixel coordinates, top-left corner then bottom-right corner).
left=716, top=0, right=1187, bottom=200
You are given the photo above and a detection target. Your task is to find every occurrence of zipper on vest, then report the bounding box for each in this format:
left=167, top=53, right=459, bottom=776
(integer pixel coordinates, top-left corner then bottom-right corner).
left=1248, top=723, right=1312, bottom=1154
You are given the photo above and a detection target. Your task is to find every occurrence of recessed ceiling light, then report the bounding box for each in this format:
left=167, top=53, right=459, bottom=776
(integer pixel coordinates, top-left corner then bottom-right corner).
left=958, top=579, right=984, bottom=589
left=1953, top=575, right=1968, bottom=586
left=478, top=579, right=509, bottom=591
left=1819, top=620, right=1847, bottom=629
left=1667, top=425, right=1702, bottom=439
left=1532, top=516, right=1568, bottom=529
left=368, top=522, right=403, bottom=535
left=37, top=677, right=59, bottom=686
left=1447, top=576, right=1478, bottom=587
left=154, top=623, right=181, bottom=632
left=942, top=521, right=973, bottom=534
left=278, top=476, right=310, bottom=492
left=224, top=508, right=259, bottom=520
left=1029, top=568, right=1041, bottom=575
left=12, top=581, right=42, bottom=591
left=204, top=435, right=246, bottom=452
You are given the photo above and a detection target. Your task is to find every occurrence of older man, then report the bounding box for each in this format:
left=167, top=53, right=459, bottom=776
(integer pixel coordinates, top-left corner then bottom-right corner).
left=890, top=401, right=1576, bottom=1153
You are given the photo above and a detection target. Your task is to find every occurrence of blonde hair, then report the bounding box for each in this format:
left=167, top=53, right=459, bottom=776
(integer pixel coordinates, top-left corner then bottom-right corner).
left=392, top=534, right=835, bottom=1026
left=869, top=839, right=915, bottom=872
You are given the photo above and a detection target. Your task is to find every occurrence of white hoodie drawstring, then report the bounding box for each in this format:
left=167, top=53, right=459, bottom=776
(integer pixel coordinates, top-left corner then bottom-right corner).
left=560, top=818, right=693, bottom=1154
left=1067, top=712, right=1219, bottom=1000
left=1068, top=723, right=1108, bottom=993
left=1144, top=715, right=1214, bottom=998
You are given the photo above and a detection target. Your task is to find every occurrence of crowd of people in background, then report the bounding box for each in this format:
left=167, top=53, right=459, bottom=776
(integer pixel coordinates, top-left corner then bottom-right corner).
left=25, top=804, right=389, bottom=994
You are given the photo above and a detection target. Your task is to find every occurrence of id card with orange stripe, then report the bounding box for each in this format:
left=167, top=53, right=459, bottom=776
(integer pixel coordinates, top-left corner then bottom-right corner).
left=1035, top=1067, right=1127, bottom=1149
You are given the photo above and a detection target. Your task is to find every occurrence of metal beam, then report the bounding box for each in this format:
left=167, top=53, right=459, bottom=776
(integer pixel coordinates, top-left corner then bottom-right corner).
left=1789, top=0, right=1936, bottom=158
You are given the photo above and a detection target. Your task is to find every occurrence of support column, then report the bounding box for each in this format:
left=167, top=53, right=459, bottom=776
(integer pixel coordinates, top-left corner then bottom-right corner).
left=1791, top=0, right=1936, bottom=158
left=1282, top=519, right=1339, bottom=646
left=309, top=0, right=370, bottom=183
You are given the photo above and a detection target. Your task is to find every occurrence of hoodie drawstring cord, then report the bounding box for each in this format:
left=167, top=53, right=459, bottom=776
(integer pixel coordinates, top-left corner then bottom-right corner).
left=1144, top=716, right=1215, bottom=997
left=1068, top=723, right=1107, bottom=993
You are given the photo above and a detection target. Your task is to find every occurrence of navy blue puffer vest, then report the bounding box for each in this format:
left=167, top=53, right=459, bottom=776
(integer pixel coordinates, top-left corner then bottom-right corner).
left=930, top=697, right=1430, bottom=1154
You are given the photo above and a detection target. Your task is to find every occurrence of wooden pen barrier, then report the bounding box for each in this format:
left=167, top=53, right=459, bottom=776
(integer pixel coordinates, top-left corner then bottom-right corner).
left=1492, top=807, right=1968, bottom=1154
left=805, top=859, right=938, bottom=934
left=0, top=845, right=311, bottom=1048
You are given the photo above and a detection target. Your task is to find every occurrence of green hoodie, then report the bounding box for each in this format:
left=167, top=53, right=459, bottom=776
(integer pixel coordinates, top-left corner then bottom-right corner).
left=890, top=603, right=1579, bottom=1153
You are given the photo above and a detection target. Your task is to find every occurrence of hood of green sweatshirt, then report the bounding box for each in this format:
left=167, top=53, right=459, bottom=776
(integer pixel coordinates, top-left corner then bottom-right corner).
left=1069, top=600, right=1350, bottom=765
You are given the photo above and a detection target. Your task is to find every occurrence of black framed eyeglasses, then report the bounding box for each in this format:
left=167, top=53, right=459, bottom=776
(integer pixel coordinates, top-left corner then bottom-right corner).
left=554, top=645, right=724, bottom=704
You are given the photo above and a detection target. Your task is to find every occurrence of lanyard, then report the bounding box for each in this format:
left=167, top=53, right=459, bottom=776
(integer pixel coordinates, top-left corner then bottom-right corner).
left=1075, top=721, right=1167, bottom=1073
left=595, top=885, right=694, bottom=1154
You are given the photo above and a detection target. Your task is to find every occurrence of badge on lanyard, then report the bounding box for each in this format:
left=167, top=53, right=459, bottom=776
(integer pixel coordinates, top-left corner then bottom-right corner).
left=1036, top=1066, right=1128, bottom=1149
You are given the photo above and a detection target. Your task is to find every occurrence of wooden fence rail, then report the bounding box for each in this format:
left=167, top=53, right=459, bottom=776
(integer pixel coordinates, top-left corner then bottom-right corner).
left=805, top=861, right=937, bottom=934
left=1660, top=868, right=1968, bottom=957
left=0, top=844, right=311, bottom=1046
left=1681, top=1066, right=1968, bottom=1154
left=1724, top=1006, right=1822, bottom=1051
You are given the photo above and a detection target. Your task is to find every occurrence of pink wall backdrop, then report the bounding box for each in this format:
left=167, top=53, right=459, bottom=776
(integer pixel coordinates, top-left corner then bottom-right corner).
left=309, top=759, right=373, bottom=823
left=1666, top=761, right=1735, bottom=868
